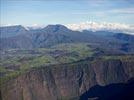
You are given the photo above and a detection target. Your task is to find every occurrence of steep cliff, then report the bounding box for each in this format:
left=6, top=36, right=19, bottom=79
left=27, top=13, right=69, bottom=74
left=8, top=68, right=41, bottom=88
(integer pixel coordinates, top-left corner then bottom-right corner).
left=1, top=57, right=134, bottom=100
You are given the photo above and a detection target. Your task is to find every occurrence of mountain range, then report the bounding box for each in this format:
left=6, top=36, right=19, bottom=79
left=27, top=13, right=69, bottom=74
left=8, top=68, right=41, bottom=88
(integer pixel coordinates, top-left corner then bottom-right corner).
left=0, top=24, right=134, bottom=54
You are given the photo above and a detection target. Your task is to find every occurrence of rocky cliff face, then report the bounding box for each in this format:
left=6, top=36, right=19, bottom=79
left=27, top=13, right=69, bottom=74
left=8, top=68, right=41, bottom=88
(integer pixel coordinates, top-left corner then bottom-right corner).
left=1, top=58, right=134, bottom=100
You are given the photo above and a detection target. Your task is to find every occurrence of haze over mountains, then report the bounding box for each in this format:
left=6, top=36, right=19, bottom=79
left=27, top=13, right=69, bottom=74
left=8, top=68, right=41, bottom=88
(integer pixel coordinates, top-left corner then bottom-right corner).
left=2, top=22, right=134, bottom=34
left=0, top=24, right=134, bottom=54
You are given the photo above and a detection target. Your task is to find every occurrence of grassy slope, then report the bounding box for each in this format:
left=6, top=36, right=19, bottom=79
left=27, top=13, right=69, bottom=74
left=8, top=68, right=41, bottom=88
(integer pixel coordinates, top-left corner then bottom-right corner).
left=0, top=43, right=133, bottom=85
left=0, top=43, right=94, bottom=84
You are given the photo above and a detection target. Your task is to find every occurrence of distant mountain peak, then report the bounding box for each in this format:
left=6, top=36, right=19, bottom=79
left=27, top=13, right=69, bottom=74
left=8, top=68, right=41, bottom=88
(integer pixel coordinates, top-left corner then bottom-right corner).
left=0, top=25, right=28, bottom=38
left=43, top=24, right=69, bottom=32
left=1, top=25, right=28, bottom=30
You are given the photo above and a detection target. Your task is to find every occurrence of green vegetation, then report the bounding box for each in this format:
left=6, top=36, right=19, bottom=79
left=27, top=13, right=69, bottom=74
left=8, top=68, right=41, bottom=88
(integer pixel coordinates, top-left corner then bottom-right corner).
left=51, top=43, right=93, bottom=58
left=101, top=55, right=134, bottom=61
left=0, top=43, right=95, bottom=84
left=1, top=43, right=133, bottom=85
left=0, top=67, right=7, bottom=73
left=0, top=71, right=21, bottom=85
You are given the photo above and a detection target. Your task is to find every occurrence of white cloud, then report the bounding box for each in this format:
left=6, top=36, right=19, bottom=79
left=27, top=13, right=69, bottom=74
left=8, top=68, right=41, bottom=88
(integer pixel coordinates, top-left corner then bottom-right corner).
left=1, top=24, right=19, bottom=26
left=109, top=8, right=134, bottom=14
left=26, top=24, right=46, bottom=30
left=66, top=21, right=134, bottom=35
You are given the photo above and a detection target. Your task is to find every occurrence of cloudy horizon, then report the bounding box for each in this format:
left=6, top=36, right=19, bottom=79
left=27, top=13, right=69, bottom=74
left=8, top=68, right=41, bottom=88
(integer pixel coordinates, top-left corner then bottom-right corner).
left=1, top=21, right=134, bottom=35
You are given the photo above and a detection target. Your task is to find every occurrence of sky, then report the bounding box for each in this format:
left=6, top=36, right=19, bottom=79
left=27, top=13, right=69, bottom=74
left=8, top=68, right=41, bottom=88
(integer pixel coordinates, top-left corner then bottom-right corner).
left=1, top=0, right=134, bottom=26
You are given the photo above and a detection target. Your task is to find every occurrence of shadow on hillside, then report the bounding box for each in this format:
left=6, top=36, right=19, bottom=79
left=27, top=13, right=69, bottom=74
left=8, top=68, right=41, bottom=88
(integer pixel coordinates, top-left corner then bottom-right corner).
left=80, top=79, right=134, bottom=100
